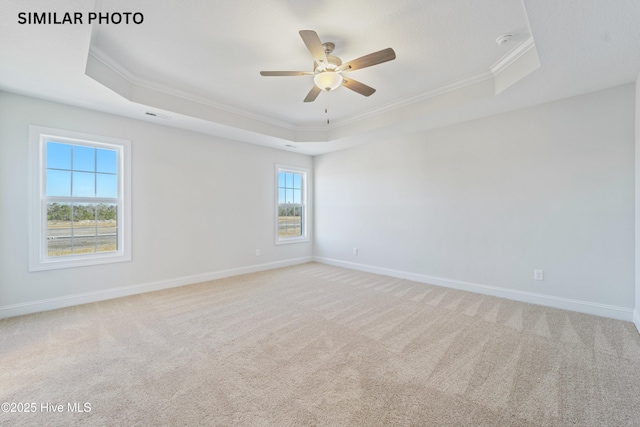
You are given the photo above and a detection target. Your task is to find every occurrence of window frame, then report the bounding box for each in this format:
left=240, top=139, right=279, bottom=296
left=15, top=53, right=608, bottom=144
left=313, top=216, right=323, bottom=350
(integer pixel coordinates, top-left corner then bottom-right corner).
left=28, top=125, right=132, bottom=271
left=275, top=164, right=309, bottom=245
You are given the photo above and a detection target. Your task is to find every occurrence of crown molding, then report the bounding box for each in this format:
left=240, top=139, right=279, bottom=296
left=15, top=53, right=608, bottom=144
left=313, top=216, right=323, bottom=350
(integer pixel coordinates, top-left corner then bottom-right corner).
left=86, top=35, right=538, bottom=145
left=491, top=37, right=536, bottom=76
left=87, top=46, right=295, bottom=131
left=331, top=70, right=495, bottom=129
left=332, top=38, right=537, bottom=130
left=88, top=45, right=136, bottom=83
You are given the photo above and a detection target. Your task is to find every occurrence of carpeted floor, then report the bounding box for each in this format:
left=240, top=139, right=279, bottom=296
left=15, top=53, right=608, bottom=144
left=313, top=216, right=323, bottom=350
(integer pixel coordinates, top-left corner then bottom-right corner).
left=1, top=262, right=640, bottom=426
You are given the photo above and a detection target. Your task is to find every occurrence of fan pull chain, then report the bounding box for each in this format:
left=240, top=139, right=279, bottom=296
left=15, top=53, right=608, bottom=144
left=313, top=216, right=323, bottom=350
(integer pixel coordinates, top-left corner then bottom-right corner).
left=325, top=97, right=330, bottom=125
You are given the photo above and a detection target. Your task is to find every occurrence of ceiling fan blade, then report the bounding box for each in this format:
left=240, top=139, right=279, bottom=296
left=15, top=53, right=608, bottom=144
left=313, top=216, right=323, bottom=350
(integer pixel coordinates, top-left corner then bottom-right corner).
left=260, top=71, right=313, bottom=76
left=299, top=30, right=328, bottom=67
left=304, top=85, right=322, bottom=102
left=337, top=47, right=396, bottom=72
left=341, top=77, right=376, bottom=97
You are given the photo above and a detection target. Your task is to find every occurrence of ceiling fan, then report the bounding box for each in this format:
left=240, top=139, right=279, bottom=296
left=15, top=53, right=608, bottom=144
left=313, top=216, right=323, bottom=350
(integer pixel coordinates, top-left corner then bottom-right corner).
left=260, top=30, right=396, bottom=102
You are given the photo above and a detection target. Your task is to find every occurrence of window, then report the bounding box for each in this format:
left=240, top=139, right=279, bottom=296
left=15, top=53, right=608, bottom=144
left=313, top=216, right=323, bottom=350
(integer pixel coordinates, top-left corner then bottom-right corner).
left=276, top=165, right=309, bottom=244
left=29, top=126, right=131, bottom=271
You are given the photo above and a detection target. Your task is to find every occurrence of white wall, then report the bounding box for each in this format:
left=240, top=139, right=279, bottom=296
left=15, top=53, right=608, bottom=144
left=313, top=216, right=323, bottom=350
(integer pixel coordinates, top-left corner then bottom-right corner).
left=314, top=84, right=635, bottom=320
left=2, top=85, right=636, bottom=321
left=0, top=91, right=312, bottom=316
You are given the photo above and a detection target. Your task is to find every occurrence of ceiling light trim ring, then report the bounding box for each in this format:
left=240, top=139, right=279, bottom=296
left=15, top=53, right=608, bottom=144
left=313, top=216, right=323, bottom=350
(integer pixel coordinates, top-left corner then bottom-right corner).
left=313, top=71, right=344, bottom=92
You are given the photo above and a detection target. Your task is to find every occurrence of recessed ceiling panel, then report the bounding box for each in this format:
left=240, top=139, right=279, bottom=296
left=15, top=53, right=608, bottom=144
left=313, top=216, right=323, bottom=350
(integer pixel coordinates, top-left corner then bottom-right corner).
left=3, top=0, right=639, bottom=155
left=91, top=0, right=534, bottom=127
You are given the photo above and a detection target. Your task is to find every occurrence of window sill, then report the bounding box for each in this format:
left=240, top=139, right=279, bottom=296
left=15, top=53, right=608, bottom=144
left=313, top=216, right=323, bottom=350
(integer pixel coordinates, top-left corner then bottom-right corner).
left=275, top=237, right=310, bottom=245
left=29, top=252, right=132, bottom=272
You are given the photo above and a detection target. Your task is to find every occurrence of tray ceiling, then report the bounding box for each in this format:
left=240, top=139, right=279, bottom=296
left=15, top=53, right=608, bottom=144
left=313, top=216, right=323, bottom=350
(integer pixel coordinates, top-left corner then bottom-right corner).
left=1, top=0, right=639, bottom=154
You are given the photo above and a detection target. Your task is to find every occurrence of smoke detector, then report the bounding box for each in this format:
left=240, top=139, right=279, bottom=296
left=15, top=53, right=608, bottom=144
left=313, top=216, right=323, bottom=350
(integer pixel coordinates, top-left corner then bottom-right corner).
left=496, top=33, right=514, bottom=45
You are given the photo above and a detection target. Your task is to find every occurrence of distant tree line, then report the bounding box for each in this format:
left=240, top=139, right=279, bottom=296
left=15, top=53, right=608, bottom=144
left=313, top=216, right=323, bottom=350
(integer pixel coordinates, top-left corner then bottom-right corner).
left=47, top=203, right=116, bottom=221
left=278, top=206, right=302, bottom=217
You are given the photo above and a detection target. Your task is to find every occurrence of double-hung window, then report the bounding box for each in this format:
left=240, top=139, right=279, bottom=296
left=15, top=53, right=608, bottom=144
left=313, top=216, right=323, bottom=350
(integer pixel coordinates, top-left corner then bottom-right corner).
left=275, top=165, right=309, bottom=244
left=29, top=126, right=131, bottom=271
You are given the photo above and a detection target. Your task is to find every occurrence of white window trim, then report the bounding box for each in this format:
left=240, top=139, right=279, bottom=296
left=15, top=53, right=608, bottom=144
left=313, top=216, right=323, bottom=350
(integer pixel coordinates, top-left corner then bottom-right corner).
left=275, top=164, right=309, bottom=245
left=28, top=125, right=132, bottom=271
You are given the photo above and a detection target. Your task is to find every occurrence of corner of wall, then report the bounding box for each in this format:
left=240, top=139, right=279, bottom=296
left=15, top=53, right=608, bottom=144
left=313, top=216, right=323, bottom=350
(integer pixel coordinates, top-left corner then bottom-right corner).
left=636, top=73, right=640, bottom=333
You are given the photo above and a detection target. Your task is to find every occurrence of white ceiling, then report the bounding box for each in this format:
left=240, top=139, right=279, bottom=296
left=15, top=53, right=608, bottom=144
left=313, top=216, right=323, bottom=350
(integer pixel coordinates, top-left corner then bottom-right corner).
left=1, top=0, right=639, bottom=155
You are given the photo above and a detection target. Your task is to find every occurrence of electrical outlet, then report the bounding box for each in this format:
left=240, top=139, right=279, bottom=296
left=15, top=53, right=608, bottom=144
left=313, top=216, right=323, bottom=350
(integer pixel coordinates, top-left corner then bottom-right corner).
left=534, top=269, right=544, bottom=281
left=353, top=248, right=358, bottom=255
left=255, top=249, right=260, bottom=256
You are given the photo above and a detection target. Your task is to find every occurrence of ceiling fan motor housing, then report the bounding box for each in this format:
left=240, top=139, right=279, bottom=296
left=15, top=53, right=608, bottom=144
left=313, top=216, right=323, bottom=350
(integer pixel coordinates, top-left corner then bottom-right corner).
left=314, top=54, right=342, bottom=71
left=260, top=30, right=396, bottom=102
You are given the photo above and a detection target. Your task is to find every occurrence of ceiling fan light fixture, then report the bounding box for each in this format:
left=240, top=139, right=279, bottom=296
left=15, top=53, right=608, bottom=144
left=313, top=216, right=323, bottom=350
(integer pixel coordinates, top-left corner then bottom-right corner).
left=260, top=30, right=396, bottom=102
left=314, top=71, right=343, bottom=92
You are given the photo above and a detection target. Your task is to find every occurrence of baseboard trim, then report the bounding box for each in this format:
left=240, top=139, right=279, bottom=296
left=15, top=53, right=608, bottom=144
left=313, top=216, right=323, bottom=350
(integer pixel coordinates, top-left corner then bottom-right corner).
left=0, top=257, right=313, bottom=319
left=314, top=257, right=634, bottom=322
left=634, top=310, right=640, bottom=334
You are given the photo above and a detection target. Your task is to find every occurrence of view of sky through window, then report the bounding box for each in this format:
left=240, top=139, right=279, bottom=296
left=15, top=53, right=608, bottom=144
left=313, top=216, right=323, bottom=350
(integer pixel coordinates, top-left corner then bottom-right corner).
left=46, top=142, right=117, bottom=198
left=278, top=171, right=301, bottom=204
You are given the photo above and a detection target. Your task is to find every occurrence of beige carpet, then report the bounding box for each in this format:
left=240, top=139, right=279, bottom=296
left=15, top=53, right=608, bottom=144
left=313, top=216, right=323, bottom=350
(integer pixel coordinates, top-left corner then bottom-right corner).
left=1, top=262, right=640, bottom=426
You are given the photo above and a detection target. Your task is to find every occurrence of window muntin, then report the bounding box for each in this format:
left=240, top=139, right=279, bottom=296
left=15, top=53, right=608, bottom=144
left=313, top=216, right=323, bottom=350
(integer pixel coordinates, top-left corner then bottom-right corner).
left=46, top=202, right=118, bottom=256
left=29, top=126, right=131, bottom=271
left=45, top=142, right=119, bottom=257
left=276, top=165, right=308, bottom=244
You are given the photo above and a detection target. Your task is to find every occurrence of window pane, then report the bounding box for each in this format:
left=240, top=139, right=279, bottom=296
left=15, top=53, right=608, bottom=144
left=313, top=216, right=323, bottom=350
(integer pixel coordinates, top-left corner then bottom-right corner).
left=278, top=206, right=285, bottom=237
left=293, top=207, right=301, bottom=235
left=97, top=230, right=117, bottom=253
left=47, top=202, right=72, bottom=221
left=276, top=167, right=306, bottom=242
left=72, top=203, right=95, bottom=221
left=97, top=204, right=117, bottom=252
left=290, top=221, right=301, bottom=236
left=72, top=172, right=95, bottom=197
left=47, top=142, right=71, bottom=170
left=278, top=205, right=289, bottom=237
left=96, top=148, right=117, bottom=173
left=46, top=169, right=71, bottom=197
left=46, top=203, right=118, bottom=257
left=278, top=205, right=302, bottom=237
left=47, top=202, right=72, bottom=257
left=72, top=204, right=96, bottom=254
left=73, top=145, right=95, bottom=172
left=47, top=236, right=72, bottom=256
left=96, top=203, right=117, bottom=221
left=96, top=173, right=117, bottom=198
